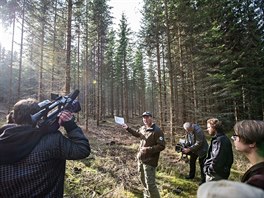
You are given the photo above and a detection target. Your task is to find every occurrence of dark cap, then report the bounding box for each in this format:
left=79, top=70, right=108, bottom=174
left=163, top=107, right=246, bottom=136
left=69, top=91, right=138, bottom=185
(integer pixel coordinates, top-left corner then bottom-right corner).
left=142, top=111, right=152, bottom=117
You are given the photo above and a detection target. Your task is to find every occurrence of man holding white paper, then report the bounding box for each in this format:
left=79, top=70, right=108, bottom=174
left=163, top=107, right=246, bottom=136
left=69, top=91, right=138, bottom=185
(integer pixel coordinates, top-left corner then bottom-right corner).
left=122, top=112, right=165, bottom=198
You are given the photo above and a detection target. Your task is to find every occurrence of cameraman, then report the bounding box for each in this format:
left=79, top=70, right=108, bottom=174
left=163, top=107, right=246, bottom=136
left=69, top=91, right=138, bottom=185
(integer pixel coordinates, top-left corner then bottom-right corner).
left=0, top=98, right=90, bottom=197
left=182, top=122, right=208, bottom=185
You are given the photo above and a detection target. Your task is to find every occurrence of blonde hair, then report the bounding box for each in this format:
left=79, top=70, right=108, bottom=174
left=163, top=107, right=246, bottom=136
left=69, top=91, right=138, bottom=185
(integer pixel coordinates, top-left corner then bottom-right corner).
left=207, top=118, right=223, bottom=133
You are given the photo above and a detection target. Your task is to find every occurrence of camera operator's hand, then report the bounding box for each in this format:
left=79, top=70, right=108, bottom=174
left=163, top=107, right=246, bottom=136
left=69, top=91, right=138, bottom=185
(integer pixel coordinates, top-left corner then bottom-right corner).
left=182, top=147, right=191, bottom=154
left=58, top=110, right=78, bottom=133
left=58, top=110, right=73, bottom=126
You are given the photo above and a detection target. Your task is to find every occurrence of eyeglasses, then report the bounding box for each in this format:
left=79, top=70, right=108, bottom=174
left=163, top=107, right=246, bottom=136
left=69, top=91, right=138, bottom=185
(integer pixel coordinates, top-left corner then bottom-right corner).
left=231, top=134, right=239, bottom=141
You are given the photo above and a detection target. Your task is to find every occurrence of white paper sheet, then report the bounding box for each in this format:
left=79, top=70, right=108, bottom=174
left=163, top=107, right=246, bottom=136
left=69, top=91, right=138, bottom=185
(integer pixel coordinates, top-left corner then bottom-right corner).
left=114, top=116, right=125, bottom=125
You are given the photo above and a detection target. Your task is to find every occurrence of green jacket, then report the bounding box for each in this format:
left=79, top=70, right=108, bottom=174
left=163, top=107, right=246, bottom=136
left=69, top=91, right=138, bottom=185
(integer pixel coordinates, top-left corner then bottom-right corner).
left=127, top=123, right=165, bottom=167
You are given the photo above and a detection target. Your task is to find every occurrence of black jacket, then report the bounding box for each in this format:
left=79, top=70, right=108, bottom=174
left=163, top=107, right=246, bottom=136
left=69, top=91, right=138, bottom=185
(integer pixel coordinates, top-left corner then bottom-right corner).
left=204, top=132, right=233, bottom=179
left=0, top=121, right=90, bottom=198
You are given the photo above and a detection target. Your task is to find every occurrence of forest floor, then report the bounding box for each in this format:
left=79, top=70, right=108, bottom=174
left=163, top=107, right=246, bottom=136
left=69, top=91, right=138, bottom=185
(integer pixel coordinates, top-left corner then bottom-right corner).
left=64, top=117, right=200, bottom=198
left=0, top=104, right=249, bottom=198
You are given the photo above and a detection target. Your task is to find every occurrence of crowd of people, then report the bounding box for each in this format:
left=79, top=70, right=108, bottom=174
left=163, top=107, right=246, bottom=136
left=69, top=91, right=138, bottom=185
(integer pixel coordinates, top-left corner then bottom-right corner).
left=122, top=112, right=264, bottom=197
left=0, top=96, right=264, bottom=197
left=181, top=119, right=264, bottom=197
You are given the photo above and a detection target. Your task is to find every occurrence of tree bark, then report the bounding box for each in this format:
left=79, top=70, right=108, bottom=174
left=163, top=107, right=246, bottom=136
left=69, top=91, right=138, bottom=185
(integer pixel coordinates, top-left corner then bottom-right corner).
left=65, top=0, right=72, bottom=93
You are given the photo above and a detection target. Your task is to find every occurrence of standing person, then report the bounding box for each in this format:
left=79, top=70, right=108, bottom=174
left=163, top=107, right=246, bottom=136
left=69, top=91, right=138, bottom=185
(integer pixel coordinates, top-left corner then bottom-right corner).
left=182, top=122, right=208, bottom=185
left=232, top=120, right=264, bottom=190
left=122, top=112, right=165, bottom=198
left=0, top=98, right=90, bottom=197
left=204, top=118, right=234, bottom=182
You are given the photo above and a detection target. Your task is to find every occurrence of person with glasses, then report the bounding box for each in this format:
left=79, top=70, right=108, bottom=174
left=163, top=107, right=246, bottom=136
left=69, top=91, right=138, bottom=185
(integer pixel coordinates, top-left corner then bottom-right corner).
left=232, top=120, right=264, bottom=190
left=204, top=118, right=234, bottom=182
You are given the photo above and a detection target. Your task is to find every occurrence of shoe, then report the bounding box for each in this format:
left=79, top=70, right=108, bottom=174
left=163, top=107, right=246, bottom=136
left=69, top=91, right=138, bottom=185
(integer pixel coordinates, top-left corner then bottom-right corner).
left=185, top=175, right=194, bottom=179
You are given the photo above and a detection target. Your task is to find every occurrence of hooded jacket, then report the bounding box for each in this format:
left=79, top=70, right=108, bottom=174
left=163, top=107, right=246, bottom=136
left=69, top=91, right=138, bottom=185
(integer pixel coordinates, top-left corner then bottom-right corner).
left=0, top=120, right=90, bottom=198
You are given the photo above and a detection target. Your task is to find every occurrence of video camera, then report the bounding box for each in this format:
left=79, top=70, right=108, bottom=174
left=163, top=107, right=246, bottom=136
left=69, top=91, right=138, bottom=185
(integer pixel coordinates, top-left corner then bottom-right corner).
left=175, top=138, right=189, bottom=163
left=175, top=143, right=186, bottom=153
left=31, top=89, right=81, bottom=128
left=175, top=139, right=187, bottom=152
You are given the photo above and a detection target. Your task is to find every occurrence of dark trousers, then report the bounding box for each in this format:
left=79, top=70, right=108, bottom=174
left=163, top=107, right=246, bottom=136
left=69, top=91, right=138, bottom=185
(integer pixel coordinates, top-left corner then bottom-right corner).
left=189, top=152, right=206, bottom=183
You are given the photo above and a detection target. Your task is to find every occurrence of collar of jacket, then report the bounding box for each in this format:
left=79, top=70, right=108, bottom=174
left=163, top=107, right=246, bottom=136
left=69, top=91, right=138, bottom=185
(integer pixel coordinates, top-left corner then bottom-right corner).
left=145, top=123, right=156, bottom=131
